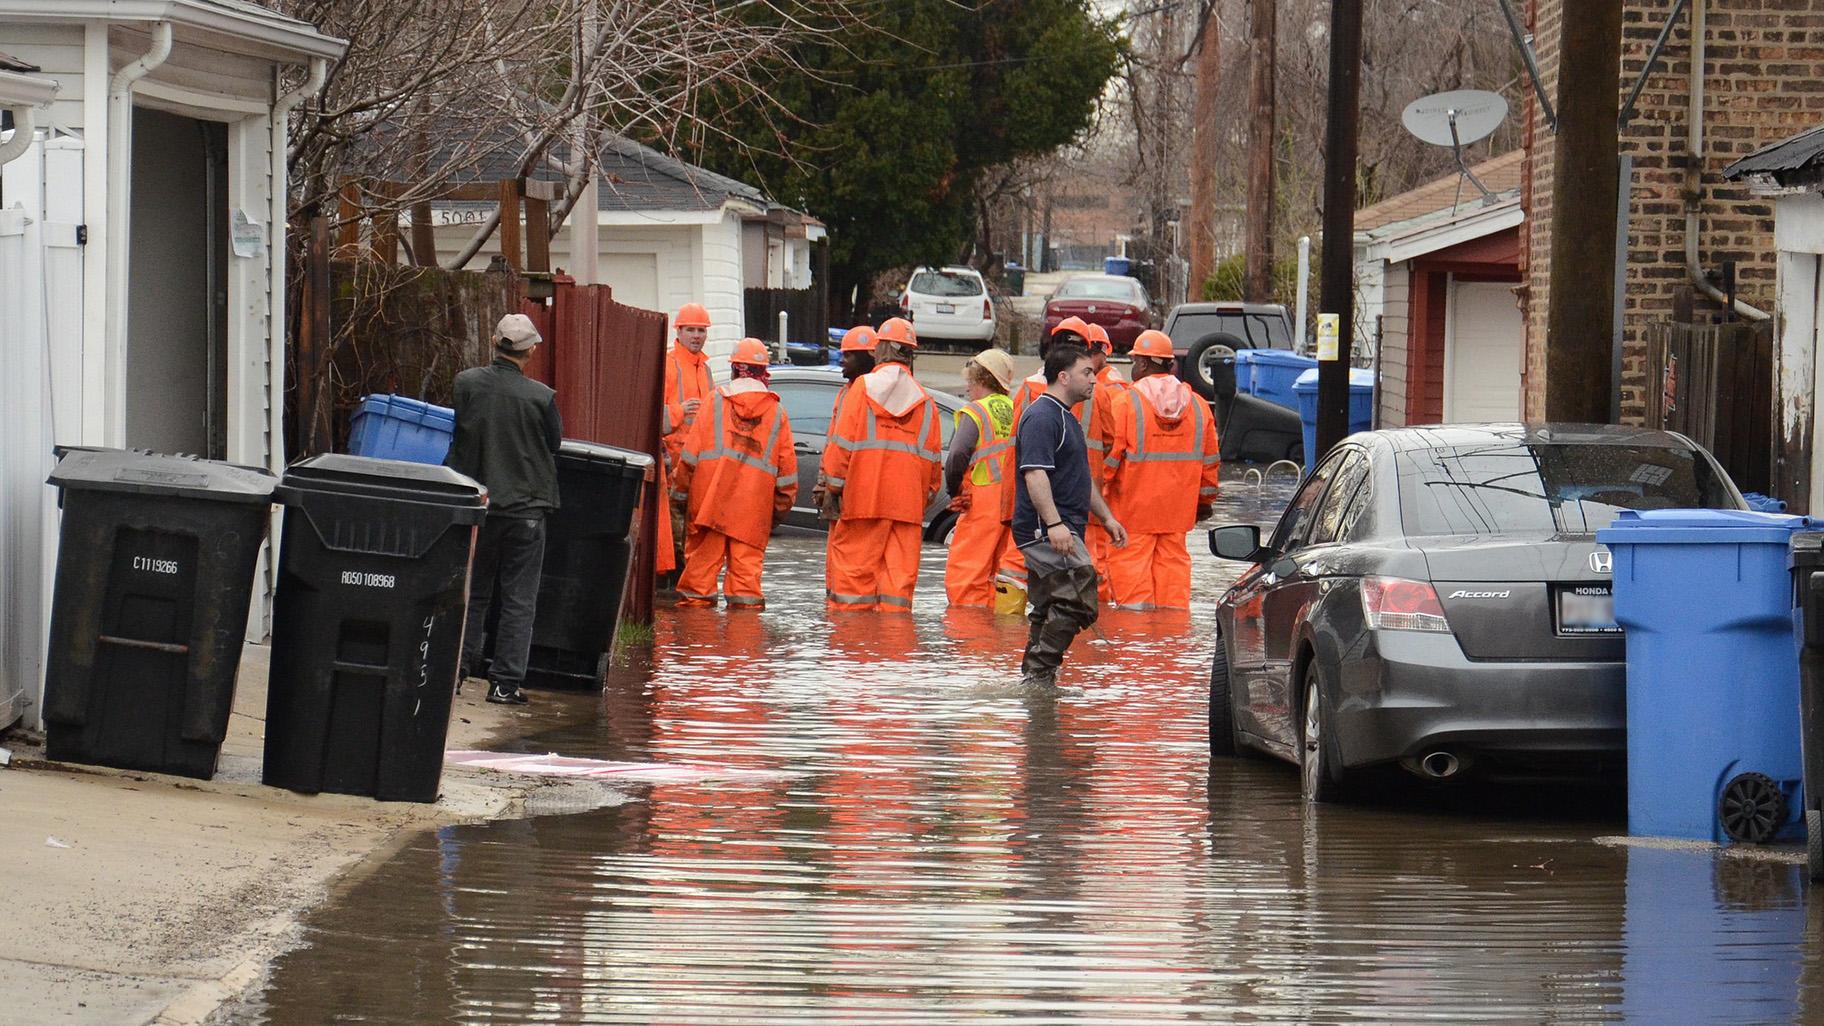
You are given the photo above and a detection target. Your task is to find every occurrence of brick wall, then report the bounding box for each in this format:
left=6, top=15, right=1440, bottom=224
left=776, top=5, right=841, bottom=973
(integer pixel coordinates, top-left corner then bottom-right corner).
left=1521, top=0, right=1824, bottom=423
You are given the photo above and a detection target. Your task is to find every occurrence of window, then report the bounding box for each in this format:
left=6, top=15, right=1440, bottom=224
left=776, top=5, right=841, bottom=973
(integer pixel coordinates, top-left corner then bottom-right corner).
left=910, top=271, right=984, bottom=297
left=1397, top=442, right=1737, bottom=537
left=1335, top=470, right=1375, bottom=543
left=1308, top=451, right=1371, bottom=545
left=1270, top=454, right=1343, bottom=553
left=775, top=380, right=840, bottom=438
left=1055, top=278, right=1143, bottom=302
left=1165, top=312, right=1292, bottom=350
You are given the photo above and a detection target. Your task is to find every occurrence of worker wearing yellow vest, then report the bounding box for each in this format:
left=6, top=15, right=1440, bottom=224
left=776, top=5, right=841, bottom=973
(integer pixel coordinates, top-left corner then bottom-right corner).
left=1103, top=330, right=1220, bottom=610
left=821, top=317, right=944, bottom=612
left=671, top=339, right=798, bottom=608
left=659, top=303, right=715, bottom=576
left=942, top=349, right=1018, bottom=606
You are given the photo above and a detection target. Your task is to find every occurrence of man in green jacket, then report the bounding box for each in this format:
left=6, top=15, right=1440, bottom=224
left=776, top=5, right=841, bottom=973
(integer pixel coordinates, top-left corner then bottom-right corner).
left=447, top=313, right=562, bottom=704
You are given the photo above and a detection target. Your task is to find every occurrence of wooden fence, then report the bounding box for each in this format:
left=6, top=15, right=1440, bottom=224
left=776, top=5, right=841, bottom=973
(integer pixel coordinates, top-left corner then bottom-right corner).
left=745, top=287, right=829, bottom=346
left=1641, top=320, right=1774, bottom=496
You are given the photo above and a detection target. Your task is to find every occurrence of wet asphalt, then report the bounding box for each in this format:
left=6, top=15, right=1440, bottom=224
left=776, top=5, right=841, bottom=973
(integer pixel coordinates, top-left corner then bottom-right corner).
left=222, top=471, right=1824, bottom=1025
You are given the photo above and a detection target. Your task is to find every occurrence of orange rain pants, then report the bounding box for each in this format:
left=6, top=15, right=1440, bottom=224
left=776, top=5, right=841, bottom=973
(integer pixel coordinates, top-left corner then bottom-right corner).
left=827, top=518, right=925, bottom=613
left=1104, top=531, right=1194, bottom=610
left=677, top=529, right=768, bottom=608
left=672, top=382, right=797, bottom=607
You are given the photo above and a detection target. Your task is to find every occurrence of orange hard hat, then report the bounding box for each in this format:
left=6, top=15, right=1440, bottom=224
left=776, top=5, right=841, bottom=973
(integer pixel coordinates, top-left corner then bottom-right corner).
left=1083, top=323, right=1112, bottom=353
left=876, top=317, right=918, bottom=348
left=839, top=325, right=877, bottom=352
left=675, top=303, right=712, bottom=329
left=730, top=337, right=771, bottom=367
left=1051, top=315, right=1090, bottom=339
left=1131, top=329, right=1175, bottom=360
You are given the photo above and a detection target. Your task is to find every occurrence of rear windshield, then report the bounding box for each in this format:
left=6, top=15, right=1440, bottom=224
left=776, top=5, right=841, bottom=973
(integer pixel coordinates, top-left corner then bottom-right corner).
left=910, top=271, right=983, bottom=297
left=1056, top=279, right=1141, bottom=302
left=1167, top=311, right=1291, bottom=350
left=1398, top=443, right=1737, bottom=537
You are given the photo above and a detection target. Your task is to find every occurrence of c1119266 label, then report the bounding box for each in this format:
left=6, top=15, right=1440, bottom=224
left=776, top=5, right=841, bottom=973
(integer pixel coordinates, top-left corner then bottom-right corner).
left=132, top=556, right=180, bottom=575
left=341, top=570, right=397, bottom=589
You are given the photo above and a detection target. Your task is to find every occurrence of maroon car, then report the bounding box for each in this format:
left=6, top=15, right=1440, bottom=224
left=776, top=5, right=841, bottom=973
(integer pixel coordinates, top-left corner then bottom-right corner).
left=1041, top=274, right=1154, bottom=350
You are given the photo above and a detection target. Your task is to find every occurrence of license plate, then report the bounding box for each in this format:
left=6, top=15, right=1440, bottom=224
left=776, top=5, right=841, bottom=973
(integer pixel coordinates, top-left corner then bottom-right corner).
left=1558, top=584, right=1619, bottom=635
left=934, top=303, right=956, bottom=314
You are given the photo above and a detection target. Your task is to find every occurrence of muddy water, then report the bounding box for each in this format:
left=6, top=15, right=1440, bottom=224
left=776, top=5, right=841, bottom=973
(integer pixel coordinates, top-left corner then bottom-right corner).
left=227, top=474, right=1824, bottom=1025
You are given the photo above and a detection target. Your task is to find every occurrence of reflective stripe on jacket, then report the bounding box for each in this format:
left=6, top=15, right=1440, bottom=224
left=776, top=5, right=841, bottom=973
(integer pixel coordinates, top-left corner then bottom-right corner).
left=1104, top=376, right=1221, bottom=535
left=672, top=383, right=798, bottom=549
left=822, top=364, right=942, bottom=523
left=662, top=341, right=713, bottom=467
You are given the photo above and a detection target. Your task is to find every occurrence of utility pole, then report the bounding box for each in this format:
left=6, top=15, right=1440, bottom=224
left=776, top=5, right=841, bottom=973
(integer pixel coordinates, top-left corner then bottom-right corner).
left=1188, top=5, right=1220, bottom=295
left=1315, top=0, right=1362, bottom=459
left=570, top=0, right=602, bottom=285
left=1244, top=0, right=1277, bottom=302
left=1543, top=1, right=1622, bottom=422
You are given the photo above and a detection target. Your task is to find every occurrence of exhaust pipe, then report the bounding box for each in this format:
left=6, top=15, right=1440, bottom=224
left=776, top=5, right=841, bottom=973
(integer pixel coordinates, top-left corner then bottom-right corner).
left=1418, top=750, right=1462, bottom=779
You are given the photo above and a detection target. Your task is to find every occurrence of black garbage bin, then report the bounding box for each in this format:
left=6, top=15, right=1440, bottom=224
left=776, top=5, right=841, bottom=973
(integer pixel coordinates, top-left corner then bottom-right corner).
left=524, top=440, right=652, bottom=688
left=1791, top=533, right=1824, bottom=879
left=42, top=448, right=276, bottom=779
left=263, top=454, right=486, bottom=802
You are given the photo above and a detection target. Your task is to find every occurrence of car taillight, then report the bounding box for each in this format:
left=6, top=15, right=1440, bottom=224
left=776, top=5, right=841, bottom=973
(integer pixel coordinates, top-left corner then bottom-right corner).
left=1360, top=577, right=1451, bottom=632
left=900, top=293, right=911, bottom=310
left=983, top=298, right=992, bottom=319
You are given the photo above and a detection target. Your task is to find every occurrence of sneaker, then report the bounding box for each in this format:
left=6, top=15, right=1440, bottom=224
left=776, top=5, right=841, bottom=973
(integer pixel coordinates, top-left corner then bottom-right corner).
left=486, top=683, right=530, bottom=705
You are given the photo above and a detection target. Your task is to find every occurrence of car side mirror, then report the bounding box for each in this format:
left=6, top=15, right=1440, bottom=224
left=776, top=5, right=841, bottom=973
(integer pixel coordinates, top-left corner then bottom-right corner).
left=1209, top=524, right=1266, bottom=562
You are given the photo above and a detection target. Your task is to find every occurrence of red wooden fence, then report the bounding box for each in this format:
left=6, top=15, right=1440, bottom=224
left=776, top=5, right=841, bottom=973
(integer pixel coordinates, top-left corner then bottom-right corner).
left=520, top=275, right=669, bottom=626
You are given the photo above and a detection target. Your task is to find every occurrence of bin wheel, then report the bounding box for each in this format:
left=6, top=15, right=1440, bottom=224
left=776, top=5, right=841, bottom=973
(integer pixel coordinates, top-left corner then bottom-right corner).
left=1809, top=809, right=1824, bottom=882
left=1719, top=772, right=1787, bottom=844
left=594, top=652, right=610, bottom=687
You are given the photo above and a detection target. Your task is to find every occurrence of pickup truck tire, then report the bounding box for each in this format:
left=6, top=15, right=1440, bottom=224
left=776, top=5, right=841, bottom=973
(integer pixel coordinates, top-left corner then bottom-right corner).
left=1183, top=332, right=1248, bottom=401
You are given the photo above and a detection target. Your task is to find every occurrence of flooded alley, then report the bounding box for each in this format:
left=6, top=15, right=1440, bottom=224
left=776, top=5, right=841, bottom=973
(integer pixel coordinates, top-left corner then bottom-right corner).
left=223, top=477, right=1824, bottom=1025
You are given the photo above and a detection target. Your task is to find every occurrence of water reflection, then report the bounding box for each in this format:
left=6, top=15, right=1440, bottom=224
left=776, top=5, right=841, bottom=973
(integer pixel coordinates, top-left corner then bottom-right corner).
left=225, top=473, right=1822, bottom=1025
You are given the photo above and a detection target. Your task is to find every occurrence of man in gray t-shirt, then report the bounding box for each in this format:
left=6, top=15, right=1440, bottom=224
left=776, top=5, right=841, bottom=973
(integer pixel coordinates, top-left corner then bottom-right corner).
left=1013, top=344, right=1127, bottom=686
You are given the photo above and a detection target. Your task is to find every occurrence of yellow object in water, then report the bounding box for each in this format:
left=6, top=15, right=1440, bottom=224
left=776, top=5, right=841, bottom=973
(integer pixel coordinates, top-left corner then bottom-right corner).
left=993, top=580, right=1027, bottom=616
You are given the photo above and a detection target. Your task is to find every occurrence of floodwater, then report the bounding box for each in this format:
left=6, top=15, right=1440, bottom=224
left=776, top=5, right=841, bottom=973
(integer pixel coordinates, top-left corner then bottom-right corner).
left=226, top=471, right=1824, bottom=1025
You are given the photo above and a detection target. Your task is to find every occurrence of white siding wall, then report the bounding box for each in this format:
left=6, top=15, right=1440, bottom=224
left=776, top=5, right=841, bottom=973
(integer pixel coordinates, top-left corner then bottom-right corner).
left=699, top=213, right=745, bottom=364
left=1378, top=261, right=1411, bottom=429
left=0, top=23, right=84, bottom=131
left=226, top=113, right=278, bottom=637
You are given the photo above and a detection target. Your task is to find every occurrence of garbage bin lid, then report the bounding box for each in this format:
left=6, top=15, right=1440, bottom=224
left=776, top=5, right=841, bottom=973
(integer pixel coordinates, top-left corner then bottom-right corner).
left=1596, top=508, right=1820, bottom=546
left=558, top=439, right=656, bottom=470
left=48, top=447, right=276, bottom=504
left=277, top=453, right=486, bottom=510
left=1292, top=367, right=1375, bottom=393
left=1241, top=349, right=1319, bottom=367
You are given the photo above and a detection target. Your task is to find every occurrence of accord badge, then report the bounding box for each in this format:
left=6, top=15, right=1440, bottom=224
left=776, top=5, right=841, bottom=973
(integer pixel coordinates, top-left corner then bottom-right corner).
left=1589, top=551, right=1613, bottom=574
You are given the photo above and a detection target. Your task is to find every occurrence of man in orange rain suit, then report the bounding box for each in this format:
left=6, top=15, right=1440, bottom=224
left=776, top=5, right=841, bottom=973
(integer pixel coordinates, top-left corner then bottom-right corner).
left=658, top=302, right=715, bottom=578
left=942, top=348, right=1018, bottom=606
left=1102, top=329, right=1221, bottom=610
left=671, top=339, right=798, bottom=609
left=998, top=317, right=1120, bottom=598
left=821, top=317, right=943, bottom=612
left=812, top=325, right=877, bottom=532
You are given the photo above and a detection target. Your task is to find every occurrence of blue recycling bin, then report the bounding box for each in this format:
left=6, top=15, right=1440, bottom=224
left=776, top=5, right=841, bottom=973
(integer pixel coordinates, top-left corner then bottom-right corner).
left=1597, top=509, right=1816, bottom=843
left=1292, top=367, right=1374, bottom=472
left=346, top=395, right=455, bottom=465
left=1103, top=256, right=1131, bottom=276
left=1239, top=349, right=1319, bottom=410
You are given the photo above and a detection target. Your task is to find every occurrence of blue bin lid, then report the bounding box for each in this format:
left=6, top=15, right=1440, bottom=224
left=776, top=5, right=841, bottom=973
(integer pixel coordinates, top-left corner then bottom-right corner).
left=358, top=394, right=455, bottom=429
left=1291, top=367, right=1375, bottom=394
left=1238, top=349, right=1318, bottom=368
left=1596, top=508, right=1820, bottom=546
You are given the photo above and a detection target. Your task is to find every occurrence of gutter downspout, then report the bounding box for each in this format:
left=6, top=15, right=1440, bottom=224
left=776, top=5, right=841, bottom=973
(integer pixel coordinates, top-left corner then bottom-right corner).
left=1685, top=0, right=1770, bottom=321
left=103, top=21, right=174, bottom=445
left=0, top=104, right=38, bottom=166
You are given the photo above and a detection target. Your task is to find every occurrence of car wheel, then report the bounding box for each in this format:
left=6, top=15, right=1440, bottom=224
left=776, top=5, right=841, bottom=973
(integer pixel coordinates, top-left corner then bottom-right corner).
left=1184, top=332, right=1246, bottom=401
left=927, top=509, right=959, bottom=545
left=1299, top=662, right=1349, bottom=804
left=1209, top=636, right=1237, bottom=757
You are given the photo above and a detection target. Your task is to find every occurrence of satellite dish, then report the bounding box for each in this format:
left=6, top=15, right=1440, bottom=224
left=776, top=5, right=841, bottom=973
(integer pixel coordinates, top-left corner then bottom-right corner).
left=1401, top=90, right=1508, bottom=148
left=1401, top=89, right=1509, bottom=209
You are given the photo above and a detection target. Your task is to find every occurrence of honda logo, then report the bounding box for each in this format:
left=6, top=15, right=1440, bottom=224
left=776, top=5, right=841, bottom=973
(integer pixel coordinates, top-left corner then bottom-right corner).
left=1589, top=551, right=1613, bottom=574
left=1087, top=305, right=1098, bottom=313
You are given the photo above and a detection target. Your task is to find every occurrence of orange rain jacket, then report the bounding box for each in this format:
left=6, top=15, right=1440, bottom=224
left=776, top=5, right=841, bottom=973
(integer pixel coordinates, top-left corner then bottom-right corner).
left=662, top=341, right=714, bottom=469
left=1104, top=374, right=1221, bottom=534
left=671, top=380, right=798, bottom=548
left=822, top=362, right=943, bottom=522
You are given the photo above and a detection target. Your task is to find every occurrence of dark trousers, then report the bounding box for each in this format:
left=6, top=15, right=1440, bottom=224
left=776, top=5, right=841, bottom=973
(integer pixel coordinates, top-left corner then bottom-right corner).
left=462, top=511, right=547, bottom=686
left=1020, top=535, right=1100, bottom=680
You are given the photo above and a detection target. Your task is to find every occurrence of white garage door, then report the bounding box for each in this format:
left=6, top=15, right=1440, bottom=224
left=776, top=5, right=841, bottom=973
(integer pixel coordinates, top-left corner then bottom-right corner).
left=1445, top=279, right=1524, bottom=423
left=601, top=253, right=660, bottom=313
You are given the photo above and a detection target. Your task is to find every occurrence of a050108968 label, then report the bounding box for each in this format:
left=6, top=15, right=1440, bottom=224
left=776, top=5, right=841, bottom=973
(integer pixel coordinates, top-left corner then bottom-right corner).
left=340, top=570, right=397, bottom=589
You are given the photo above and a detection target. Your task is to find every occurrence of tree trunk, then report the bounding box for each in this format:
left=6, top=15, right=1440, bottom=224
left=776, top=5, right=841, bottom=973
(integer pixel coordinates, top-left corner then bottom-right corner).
left=1244, top=0, right=1277, bottom=302
left=1188, top=10, right=1221, bottom=296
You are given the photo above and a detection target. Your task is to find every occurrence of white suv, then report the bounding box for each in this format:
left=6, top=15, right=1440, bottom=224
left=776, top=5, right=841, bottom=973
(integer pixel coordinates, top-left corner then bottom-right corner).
left=900, top=266, right=995, bottom=344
